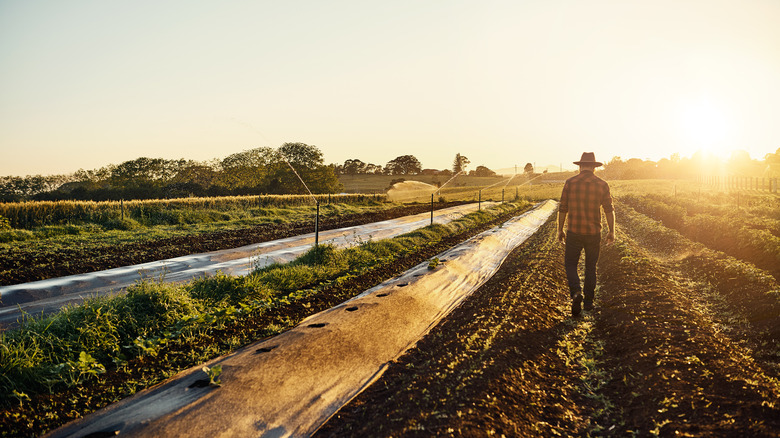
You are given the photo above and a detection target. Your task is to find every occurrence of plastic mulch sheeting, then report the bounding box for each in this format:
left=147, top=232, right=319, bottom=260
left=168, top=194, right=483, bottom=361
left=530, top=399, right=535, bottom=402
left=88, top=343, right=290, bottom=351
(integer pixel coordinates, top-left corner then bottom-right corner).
left=44, top=200, right=557, bottom=438
left=1, top=202, right=494, bottom=329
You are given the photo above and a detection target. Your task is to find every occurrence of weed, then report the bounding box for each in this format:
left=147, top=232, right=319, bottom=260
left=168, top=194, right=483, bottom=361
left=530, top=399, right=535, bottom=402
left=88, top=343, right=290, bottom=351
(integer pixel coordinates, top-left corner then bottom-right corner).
left=202, top=365, right=222, bottom=387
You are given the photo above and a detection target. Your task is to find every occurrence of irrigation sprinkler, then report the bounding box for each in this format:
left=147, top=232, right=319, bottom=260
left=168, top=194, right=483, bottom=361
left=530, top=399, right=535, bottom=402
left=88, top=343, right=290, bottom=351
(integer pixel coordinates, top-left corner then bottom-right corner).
left=428, top=170, right=464, bottom=222
left=476, top=176, right=513, bottom=207
left=285, top=160, right=320, bottom=247
left=438, top=170, right=465, bottom=192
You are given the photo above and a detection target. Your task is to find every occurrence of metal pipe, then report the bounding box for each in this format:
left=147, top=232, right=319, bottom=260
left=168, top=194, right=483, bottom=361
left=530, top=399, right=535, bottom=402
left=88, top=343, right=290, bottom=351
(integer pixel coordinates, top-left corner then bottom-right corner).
left=430, top=193, right=434, bottom=225
left=315, top=201, right=320, bottom=247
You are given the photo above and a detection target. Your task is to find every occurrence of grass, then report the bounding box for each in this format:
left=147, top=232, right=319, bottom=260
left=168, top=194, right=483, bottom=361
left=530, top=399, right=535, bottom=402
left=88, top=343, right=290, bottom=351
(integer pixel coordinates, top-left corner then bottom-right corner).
left=0, top=193, right=386, bottom=230
left=0, top=202, right=389, bottom=245
left=0, top=201, right=531, bottom=417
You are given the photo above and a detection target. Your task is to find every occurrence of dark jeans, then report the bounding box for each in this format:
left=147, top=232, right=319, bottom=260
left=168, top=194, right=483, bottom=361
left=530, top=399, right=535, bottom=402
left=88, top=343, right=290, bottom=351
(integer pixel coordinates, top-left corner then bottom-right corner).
left=564, top=232, right=601, bottom=303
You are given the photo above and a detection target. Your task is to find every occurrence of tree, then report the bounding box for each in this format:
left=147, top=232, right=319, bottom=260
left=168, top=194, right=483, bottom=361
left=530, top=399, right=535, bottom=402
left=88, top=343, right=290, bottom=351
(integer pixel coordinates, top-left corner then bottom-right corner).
left=765, top=148, right=780, bottom=177
left=386, top=155, right=422, bottom=175
left=219, top=147, right=276, bottom=190
left=452, top=153, right=470, bottom=174
left=342, top=159, right=367, bottom=176
left=278, top=142, right=324, bottom=168
left=109, top=157, right=187, bottom=189
left=171, top=161, right=220, bottom=189
left=472, top=165, right=496, bottom=177
left=365, top=163, right=383, bottom=174
left=267, top=144, right=342, bottom=194
left=523, top=163, right=534, bottom=174
left=221, top=147, right=277, bottom=169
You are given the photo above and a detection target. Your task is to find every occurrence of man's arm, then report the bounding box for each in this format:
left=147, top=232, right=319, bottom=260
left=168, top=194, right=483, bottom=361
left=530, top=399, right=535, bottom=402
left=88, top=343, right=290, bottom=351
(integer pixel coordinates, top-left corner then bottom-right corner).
left=557, top=211, right=567, bottom=243
left=558, top=181, right=569, bottom=243
left=605, top=210, right=615, bottom=244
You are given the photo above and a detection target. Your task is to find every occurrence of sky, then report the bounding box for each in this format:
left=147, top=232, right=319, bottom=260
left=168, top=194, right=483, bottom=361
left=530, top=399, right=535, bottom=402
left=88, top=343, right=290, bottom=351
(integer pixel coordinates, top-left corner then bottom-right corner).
left=1, top=0, right=779, bottom=176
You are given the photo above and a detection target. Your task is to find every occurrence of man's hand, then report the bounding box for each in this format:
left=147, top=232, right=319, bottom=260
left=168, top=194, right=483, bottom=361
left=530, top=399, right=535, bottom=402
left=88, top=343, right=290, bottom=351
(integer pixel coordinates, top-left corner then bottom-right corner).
left=558, top=230, right=566, bottom=243
left=605, top=230, right=615, bottom=245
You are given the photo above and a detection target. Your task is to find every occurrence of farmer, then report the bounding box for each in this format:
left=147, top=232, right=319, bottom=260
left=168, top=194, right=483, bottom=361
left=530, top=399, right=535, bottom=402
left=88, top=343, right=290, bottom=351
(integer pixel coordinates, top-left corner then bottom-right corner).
left=557, top=152, right=615, bottom=317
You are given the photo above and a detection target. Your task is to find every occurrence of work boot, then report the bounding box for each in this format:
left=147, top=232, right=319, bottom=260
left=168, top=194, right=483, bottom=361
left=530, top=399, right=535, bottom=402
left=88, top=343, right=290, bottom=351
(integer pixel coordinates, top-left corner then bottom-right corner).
left=572, top=293, right=583, bottom=317
left=584, top=300, right=594, bottom=311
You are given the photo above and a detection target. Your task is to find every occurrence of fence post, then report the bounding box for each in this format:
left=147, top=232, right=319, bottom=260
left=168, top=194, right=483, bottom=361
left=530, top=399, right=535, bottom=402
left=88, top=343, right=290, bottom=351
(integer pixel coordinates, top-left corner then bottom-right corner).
left=430, top=193, right=434, bottom=225
left=315, top=201, right=319, bottom=247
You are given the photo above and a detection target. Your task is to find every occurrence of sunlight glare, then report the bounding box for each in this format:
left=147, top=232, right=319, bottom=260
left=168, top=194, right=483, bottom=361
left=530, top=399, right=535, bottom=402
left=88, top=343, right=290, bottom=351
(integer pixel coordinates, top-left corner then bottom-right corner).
left=676, top=99, right=733, bottom=159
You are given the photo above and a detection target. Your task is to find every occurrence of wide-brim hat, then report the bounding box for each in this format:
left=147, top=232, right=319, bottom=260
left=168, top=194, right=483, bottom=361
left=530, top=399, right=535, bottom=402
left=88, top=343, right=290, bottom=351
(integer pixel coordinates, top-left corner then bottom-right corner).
left=573, top=152, right=603, bottom=167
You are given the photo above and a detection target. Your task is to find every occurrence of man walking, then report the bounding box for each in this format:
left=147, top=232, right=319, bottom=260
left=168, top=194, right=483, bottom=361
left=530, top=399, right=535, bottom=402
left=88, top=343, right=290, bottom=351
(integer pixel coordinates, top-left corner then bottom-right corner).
left=557, top=152, right=615, bottom=317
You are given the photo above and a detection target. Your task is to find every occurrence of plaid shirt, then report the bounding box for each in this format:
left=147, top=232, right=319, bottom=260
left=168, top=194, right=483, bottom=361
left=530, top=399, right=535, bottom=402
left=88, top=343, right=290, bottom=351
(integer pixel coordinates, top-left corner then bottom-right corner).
left=559, top=170, right=614, bottom=235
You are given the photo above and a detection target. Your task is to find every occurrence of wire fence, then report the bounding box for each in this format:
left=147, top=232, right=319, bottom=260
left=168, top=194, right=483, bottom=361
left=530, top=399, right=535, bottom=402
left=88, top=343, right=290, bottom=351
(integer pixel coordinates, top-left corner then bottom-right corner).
left=699, top=175, right=779, bottom=194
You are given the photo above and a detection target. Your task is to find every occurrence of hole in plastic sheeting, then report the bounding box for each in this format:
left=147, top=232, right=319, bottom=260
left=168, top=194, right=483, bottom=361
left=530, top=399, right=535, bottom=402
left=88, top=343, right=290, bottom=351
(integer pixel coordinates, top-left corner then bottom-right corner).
left=376, top=293, right=389, bottom=297
left=397, top=283, right=408, bottom=287
left=188, top=379, right=210, bottom=389
left=83, top=430, right=120, bottom=438
left=256, top=345, right=278, bottom=354
left=308, top=322, right=328, bottom=328
left=345, top=306, right=358, bottom=312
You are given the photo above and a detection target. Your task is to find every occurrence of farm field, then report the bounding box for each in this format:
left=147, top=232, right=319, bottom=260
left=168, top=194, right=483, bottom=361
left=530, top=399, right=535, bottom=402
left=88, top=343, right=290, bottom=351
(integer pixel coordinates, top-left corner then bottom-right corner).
left=0, top=200, right=461, bottom=286
left=0, top=201, right=534, bottom=436
left=317, top=192, right=780, bottom=436
left=1, top=179, right=779, bottom=436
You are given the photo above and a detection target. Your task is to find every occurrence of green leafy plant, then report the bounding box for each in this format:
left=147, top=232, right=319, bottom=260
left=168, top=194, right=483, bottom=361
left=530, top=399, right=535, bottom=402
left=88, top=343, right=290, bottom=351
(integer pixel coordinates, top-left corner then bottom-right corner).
left=53, top=351, right=106, bottom=388
left=202, top=365, right=222, bottom=386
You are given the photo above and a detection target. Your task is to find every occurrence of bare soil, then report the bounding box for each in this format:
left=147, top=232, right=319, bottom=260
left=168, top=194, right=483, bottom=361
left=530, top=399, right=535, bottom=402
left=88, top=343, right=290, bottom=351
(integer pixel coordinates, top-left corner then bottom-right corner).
left=316, top=208, right=780, bottom=436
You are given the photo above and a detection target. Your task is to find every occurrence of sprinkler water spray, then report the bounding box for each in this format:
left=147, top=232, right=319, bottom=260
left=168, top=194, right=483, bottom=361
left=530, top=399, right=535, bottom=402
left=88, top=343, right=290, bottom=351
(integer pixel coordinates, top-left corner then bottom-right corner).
left=285, top=160, right=320, bottom=247
left=429, top=171, right=465, bottom=224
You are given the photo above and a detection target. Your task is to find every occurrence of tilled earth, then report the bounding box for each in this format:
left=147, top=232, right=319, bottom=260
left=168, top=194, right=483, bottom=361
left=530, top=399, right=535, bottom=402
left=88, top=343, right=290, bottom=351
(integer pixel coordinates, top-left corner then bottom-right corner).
left=0, top=203, right=460, bottom=286
left=316, top=207, right=780, bottom=437
left=0, top=202, right=523, bottom=437
left=4, top=202, right=779, bottom=437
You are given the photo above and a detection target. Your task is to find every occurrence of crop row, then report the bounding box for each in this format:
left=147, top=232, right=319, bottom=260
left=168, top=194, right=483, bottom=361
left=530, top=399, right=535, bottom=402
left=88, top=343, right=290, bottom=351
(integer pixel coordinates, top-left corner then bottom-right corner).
left=614, top=202, right=780, bottom=339
left=0, top=202, right=530, bottom=436
left=595, top=221, right=780, bottom=435
left=619, top=193, right=780, bottom=279
left=0, top=193, right=387, bottom=229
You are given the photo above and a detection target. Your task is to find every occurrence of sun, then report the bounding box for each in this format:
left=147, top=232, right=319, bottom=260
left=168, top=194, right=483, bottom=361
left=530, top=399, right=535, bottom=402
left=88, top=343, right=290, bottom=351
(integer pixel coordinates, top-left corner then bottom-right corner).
left=675, top=98, right=734, bottom=159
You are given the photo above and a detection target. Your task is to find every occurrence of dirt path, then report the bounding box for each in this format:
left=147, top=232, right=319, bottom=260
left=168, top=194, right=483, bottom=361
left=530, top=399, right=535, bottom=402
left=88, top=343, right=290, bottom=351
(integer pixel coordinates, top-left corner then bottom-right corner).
left=316, top=205, right=780, bottom=437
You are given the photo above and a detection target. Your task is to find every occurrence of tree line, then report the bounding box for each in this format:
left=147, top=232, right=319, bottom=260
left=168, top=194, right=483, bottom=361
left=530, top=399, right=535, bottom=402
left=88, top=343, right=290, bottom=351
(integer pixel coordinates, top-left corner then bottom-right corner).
left=4, top=147, right=776, bottom=202
left=0, top=149, right=490, bottom=202
left=0, top=143, right=341, bottom=202
left=600, top=149, right=780, bottom=180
